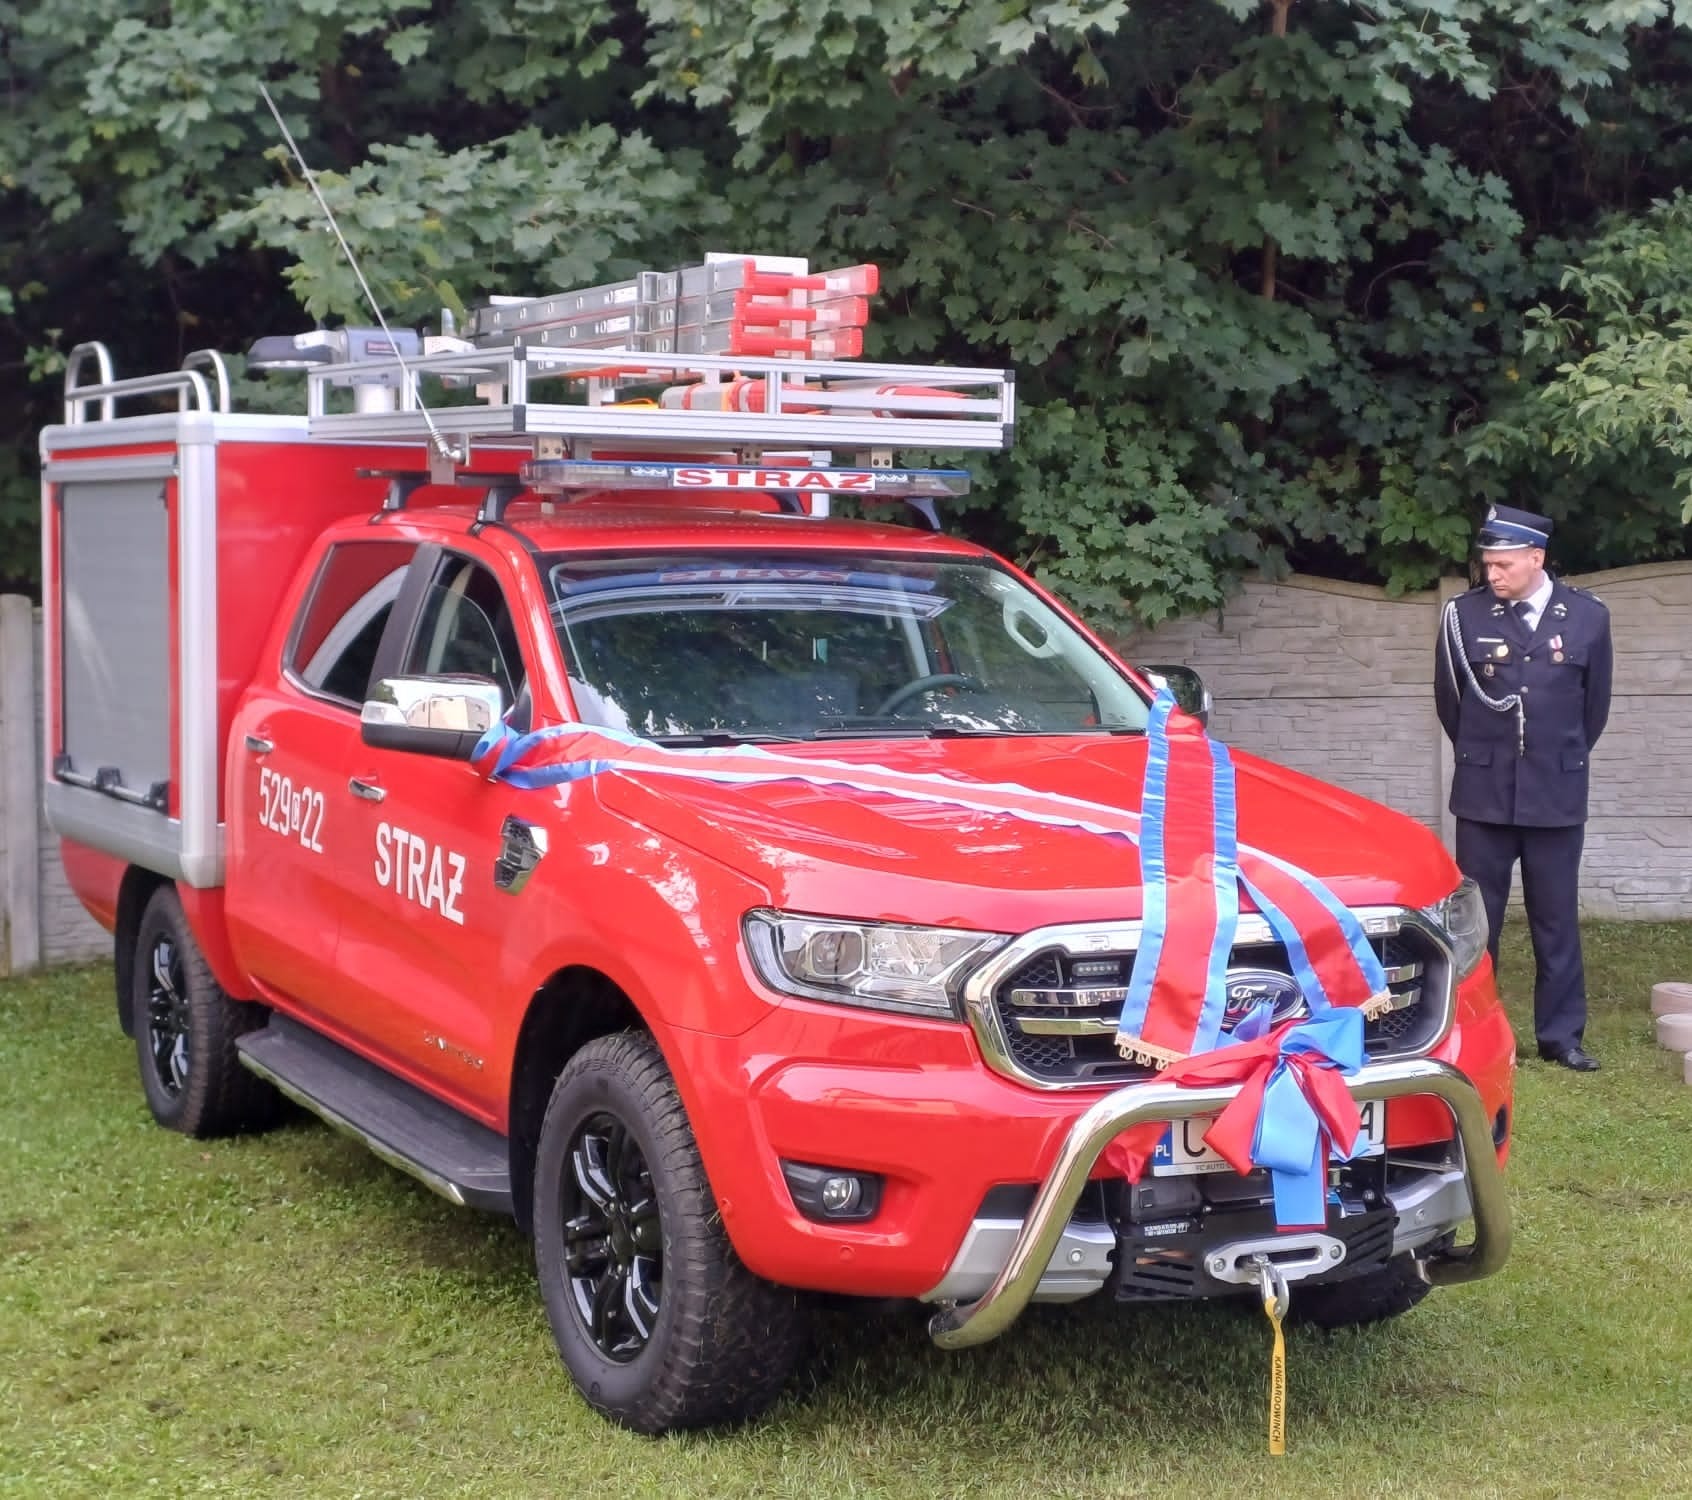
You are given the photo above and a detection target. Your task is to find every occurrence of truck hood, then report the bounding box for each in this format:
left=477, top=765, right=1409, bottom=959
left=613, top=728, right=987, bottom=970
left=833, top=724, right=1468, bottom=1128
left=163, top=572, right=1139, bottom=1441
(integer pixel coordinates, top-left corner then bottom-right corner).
left=589, top=735, right=1458, bottom=932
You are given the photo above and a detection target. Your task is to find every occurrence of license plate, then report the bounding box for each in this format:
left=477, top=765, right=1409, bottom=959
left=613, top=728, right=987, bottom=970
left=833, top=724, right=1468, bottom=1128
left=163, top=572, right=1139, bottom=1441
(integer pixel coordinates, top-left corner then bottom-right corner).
left=1151, top=1099, right=1386, bottom=1176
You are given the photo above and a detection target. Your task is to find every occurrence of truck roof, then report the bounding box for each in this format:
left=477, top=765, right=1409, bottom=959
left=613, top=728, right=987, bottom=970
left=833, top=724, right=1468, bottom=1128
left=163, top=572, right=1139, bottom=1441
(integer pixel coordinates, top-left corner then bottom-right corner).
left=361, top=499, right=999, bottom=559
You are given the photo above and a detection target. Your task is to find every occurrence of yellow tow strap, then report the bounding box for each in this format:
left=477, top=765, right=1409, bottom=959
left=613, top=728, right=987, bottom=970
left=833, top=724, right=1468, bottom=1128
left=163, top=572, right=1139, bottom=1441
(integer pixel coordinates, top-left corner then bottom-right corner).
left=1255, top=1254, right=1290, bottom=1456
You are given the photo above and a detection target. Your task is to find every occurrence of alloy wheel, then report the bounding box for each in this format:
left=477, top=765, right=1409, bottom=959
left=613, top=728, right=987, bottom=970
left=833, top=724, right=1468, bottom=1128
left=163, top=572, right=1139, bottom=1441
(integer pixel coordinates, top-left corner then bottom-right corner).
left=561, top=1111, right=662, bottom=1362
left=145, top=936, right=191, bottom=1098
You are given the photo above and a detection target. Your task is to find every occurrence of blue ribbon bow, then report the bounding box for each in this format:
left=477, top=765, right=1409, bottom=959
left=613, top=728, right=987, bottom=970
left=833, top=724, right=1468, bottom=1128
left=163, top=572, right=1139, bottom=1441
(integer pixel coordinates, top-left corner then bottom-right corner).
left=1245, top=1009, right=1366, bottom=1229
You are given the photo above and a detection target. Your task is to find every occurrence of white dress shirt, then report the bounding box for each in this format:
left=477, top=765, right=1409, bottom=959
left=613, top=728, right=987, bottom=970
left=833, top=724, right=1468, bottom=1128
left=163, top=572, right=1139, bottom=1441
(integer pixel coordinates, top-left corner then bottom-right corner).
left=1514, top=573, right=1554, bottom=634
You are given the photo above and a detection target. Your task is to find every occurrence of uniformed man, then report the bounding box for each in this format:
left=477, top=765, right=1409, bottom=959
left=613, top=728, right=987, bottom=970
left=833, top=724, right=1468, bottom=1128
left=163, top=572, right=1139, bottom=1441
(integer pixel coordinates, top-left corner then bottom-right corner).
left=1435, top=505, right=1612, bottom=1071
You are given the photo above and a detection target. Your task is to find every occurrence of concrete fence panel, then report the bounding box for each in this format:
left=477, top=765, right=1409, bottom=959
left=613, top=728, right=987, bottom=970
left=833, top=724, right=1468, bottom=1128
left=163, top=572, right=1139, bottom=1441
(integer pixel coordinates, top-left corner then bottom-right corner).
left=1123, top=562, right=1692, bottom=919
left=1, top=601, right=110, bottom=974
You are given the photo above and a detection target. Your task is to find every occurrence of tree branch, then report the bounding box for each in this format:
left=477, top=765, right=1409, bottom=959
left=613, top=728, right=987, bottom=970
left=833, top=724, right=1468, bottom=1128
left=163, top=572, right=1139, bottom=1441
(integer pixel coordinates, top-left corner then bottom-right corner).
left=1259, top=0, right=1293, bottom=303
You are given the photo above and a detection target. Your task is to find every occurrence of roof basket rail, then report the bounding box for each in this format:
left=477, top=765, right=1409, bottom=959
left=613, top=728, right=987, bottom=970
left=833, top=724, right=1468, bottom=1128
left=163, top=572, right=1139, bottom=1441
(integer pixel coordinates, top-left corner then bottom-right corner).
left=63, top=342, right=234, bottom=424
left=298, top=342, right=1015, bottom=461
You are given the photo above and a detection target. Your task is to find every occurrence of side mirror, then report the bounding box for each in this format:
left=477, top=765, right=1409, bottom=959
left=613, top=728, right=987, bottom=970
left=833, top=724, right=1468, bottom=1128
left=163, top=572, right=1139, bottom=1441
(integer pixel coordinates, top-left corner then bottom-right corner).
left=1138, top=663, right=1212, bottom=727
left=361, top=676, right=505, bottom=760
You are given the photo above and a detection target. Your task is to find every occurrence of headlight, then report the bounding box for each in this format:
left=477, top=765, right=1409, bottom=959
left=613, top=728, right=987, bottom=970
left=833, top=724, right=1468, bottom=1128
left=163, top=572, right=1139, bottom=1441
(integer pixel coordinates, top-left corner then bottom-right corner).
left=743, top=910, right=1009, bottom=1019
left=1425, top=877, right=1488, bottom=978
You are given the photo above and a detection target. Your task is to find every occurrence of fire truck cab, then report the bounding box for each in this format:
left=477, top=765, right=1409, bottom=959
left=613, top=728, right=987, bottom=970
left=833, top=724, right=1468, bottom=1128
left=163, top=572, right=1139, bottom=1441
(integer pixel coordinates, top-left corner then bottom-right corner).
left=39, top=259, right=1514, bottom=1435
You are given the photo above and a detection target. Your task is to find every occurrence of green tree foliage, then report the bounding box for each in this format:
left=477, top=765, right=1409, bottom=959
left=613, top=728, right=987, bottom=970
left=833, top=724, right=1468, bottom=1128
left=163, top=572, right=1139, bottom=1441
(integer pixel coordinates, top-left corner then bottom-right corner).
left=1471, top=190, right=1692, bottom=543
left=4, top=1, right=1691, bottom=612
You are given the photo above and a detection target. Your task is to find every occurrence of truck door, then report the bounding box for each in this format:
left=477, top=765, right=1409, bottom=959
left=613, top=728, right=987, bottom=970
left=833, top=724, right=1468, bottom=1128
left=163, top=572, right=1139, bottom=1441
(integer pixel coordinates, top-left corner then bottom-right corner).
left=225, top=538, right=419, bottom=1013
left=328, top=548, right=539, bottom=1121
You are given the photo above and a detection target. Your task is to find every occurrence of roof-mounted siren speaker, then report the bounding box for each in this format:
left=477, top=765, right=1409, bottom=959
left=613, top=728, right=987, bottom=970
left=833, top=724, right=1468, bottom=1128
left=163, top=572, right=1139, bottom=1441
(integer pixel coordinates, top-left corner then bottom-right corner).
left=246, top=327, right=423, bottom=413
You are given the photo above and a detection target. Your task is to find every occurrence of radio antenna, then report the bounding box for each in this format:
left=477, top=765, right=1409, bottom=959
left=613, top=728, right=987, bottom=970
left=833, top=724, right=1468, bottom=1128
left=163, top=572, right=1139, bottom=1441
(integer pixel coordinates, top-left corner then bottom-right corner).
left=257, top=83, right=463, bottom=464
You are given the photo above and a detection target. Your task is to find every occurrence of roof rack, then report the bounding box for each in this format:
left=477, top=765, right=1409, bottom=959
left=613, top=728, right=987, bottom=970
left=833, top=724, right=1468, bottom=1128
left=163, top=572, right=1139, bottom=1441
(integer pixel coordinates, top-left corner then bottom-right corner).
left=53, top=254, right=1017, bottom=501
left=304, top=343, right=1015, bottom=463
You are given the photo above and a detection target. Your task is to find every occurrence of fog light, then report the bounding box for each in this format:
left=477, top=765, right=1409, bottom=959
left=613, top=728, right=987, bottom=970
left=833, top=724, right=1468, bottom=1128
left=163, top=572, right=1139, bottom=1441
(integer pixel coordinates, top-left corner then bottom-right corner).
left=779, top=1160, right=883, bottom=1223
left=1071, top=958, right=1121, bottom=979
left=820, top=1176, right=860, bottom=1214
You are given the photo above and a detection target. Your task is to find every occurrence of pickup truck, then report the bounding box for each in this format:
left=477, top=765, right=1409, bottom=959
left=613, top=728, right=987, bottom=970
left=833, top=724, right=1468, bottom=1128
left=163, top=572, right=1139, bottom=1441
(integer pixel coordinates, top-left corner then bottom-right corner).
left=40, top=329, right=1513, bottom=1435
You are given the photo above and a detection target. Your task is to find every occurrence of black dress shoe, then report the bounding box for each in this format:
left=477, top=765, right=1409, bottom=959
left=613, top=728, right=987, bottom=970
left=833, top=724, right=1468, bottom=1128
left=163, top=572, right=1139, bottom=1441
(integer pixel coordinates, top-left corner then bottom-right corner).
left=1538, top=1044, right=1600, bottom=1072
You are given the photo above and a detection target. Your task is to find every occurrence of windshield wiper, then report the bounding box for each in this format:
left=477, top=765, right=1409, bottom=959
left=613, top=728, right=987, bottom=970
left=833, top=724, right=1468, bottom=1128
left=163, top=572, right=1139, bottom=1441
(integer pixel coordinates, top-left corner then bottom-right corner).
left=807, top=723, right=1013, bottom=740
left=809, top=722, right=1142, bottom=740
left=648, top=732, right=806, bottom=747
left=809, top=725, right=941, bottom=739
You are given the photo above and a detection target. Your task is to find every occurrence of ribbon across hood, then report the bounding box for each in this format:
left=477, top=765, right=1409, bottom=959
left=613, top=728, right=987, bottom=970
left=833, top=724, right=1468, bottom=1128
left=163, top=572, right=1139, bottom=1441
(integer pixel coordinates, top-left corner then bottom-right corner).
left=471, top=692, right=1392, bottom=1226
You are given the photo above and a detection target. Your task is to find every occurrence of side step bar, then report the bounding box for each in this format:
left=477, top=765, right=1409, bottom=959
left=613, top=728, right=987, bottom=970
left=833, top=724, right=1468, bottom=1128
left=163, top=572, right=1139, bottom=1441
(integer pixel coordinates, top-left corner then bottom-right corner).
left=237, top=1015, right=514, bottom=1215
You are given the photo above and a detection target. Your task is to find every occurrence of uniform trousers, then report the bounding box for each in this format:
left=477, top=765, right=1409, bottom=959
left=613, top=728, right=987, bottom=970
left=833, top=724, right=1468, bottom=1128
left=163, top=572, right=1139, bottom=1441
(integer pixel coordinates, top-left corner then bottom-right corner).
left=1453, top=818, right=1587, bottom=1053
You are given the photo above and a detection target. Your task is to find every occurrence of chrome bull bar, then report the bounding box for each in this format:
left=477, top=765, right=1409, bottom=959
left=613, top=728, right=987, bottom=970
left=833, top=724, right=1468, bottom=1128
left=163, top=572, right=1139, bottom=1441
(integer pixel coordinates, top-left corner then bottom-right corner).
left=927, top=1057, right=1509, bottom=1349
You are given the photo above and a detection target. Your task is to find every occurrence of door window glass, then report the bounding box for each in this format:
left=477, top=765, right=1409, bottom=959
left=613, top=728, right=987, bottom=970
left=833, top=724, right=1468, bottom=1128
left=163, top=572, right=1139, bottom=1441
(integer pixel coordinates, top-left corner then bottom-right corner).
left=401, top=554, right=523, bottom=706
left=288, top=541, right=417, bottom=705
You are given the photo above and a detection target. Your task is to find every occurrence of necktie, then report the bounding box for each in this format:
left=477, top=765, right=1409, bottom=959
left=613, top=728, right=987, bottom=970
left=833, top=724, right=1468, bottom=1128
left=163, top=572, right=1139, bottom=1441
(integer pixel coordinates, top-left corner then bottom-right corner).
left=1508, top=600, right=1531, bottom=755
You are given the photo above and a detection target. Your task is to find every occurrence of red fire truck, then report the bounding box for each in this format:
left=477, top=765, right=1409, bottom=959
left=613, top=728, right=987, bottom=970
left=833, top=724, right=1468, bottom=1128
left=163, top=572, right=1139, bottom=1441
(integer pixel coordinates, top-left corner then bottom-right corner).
left=39, top=257, right=1513, bottom=1435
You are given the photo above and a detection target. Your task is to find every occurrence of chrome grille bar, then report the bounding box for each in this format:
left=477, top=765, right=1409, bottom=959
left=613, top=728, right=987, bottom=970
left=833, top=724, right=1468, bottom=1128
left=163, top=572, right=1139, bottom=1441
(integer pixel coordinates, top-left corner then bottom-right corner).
left=1007, top=960, right=1421, bottom=1009
left=1018, top=1015, right=1121, bottom=1037
left=1008, top=985, right=1129, bottom=1009
left=960, top=907, right=1455, bottom=1093
left=1018, top=985, right=1422, bottom=1037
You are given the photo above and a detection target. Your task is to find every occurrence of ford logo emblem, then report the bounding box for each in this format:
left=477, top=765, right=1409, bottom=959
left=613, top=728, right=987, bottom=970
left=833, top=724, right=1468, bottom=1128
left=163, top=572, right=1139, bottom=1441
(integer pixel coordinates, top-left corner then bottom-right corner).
left=1221, top=967, right=1306, bottom=1029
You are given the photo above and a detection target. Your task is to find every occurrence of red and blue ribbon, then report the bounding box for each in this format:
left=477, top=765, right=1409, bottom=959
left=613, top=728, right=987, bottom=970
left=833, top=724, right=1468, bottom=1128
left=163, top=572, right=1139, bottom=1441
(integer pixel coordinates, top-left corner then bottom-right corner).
left=1117, top=692, right=1392, bottom=1064
left=1212, top=1009, right=1370, bottom=1229
left=1099, top=1007, right=1370, bottom=1229
left=1111, top=691, right=1390, bottom=1221
left=1113, top=691, right=1241, bottom=1066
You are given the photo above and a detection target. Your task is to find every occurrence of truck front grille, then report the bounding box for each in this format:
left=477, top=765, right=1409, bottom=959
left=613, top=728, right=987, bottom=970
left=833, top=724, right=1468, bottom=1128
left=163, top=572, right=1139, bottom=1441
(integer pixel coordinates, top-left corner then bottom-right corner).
left=960, top=909, right=1455, bottom=1091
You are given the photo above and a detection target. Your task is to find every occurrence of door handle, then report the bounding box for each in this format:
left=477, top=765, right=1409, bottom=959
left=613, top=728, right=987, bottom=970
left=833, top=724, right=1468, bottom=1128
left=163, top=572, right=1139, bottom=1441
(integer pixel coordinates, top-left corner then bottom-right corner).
left=244, top=734, right=274, bottom=754
left=348, top=777, right=387, bottom=803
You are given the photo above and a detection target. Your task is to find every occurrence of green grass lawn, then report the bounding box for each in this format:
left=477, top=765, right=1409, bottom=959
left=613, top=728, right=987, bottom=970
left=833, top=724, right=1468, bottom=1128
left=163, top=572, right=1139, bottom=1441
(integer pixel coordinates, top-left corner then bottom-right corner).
left=4, top=921, right=1692, bottom=1499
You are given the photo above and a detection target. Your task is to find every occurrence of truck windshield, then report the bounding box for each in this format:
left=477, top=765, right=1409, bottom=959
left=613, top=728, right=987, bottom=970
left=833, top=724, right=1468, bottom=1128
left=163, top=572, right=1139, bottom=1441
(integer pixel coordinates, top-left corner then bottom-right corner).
left=542, top=552, right=1150, bottom=743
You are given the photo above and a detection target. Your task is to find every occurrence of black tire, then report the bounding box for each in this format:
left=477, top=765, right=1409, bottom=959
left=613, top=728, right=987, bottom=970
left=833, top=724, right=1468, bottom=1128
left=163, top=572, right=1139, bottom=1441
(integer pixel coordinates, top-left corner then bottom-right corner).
left=133, top=886, right=280, bottom=1138
left=532, top=1031, right=806, bottom=1434
left=1291, top=1254, right=1432, bottom=1329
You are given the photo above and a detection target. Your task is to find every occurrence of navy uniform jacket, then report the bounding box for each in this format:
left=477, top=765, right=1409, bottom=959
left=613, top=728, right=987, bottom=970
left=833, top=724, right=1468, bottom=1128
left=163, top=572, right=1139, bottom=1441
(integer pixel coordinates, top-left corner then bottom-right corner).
left=1434, top=579, right=1613, bottom=828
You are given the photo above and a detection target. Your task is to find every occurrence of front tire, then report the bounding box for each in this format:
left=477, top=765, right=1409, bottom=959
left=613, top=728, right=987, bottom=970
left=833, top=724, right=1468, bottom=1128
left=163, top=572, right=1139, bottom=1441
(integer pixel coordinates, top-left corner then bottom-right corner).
left=532, top=1032, right=806, bottom=1433
left=133, top=886, right=279, bottom=1137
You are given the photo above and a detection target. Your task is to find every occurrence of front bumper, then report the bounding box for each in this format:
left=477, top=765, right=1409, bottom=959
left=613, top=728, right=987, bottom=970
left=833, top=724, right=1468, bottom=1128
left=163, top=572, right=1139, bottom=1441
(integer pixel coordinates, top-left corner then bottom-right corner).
left=925, top=1056, right=1510, bottom=1348
left=921, top=1162, right=1473, bottom=1309
left=670, top=959, right=1512, bottom=1302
